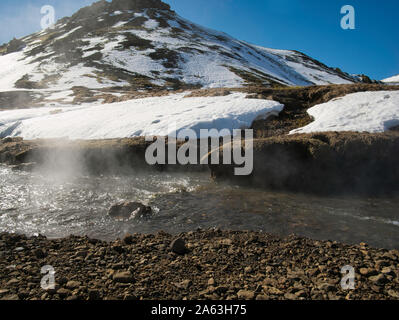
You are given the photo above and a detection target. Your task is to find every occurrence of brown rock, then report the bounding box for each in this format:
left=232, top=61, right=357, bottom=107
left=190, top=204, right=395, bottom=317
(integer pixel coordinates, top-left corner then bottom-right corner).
left=170, top=238, right=188, bottom=255
left=381, top=267, right=395, bottom=276
left=237, top=290, right=255, bottom=300
left=123, top=234, right=134, bottom=245
left=33, top=248, right=47, bottom=259
left=208, top=278, right=215, bottom=286
left=6, top=278, right=19, bottom=286
left=66, top=280, right=81, bottom=290
left=359, top=268, right=377, bottom=277
left=0, top=294, right=19, bottom=300
left=113, top=271, right=134, bottom=283
left=369, top=274, right=388, bottom=286
left=57, top=288, right=71, bottom=298
left=284, top=293, right=298, bottom=300
left=387, top=290, right=399, bottom=298
left=175, top=280, right=192, bottom=290
left=88, top=289, right=101, bottom=300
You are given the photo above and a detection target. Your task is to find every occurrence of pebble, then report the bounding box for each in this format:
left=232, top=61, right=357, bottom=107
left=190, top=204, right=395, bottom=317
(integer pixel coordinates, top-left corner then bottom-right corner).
left=237, top=290, right=255, bottom=300
left=170, top=238, right=188, bottom=255
left=113, top=271, right=134, bottom=283
left=369, top=274, right=388, bottom=286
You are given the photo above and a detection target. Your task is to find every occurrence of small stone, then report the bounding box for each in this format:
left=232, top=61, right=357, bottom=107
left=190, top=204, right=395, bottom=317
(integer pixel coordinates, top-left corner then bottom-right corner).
left=88, top=289, right=101, bottom=300
left=34, top=248, right=47, bottom=259
left=75, top=251, right=88, bottom=258
left=0, top=289, right=10, bottom=295
left=244, top=266, right=253, bottom=273
left=220, top=239, right=232, bottom=246
left=57, top=288, right=71, bottom=298
left=113, top=271, right=134, bottom=283
left=387, top=290, right=399, bottom=298
left=123, top=234, right=134, bottom=245
left=375, top=260, right=390, bottom=269
left=381, top=267, right=395, bottom=276
left=284, top=293, right=297, bottom=300
left=256, top=294, right=269, bottom=300
left=108, top=202, right=152, bottom=220
left=317, top=283, right=336, bottom=292
left=214, top=286, right=228, bottom=295
left=295, top=290, right=307, bottom=298
left=266, top=287, right=283, bottom=295
left=170, top=238, right=188, bottom=255
left=6, top=278, right=19, bottom=286
left=0, top=294, right=19, bottom=300
left=237, top=290, right=255, bottom=300
left=359, top=268, right=377, bottom=277
left=176, top=280, right=192, bottom=290
left=371, top=285, right=381, bottom=293
left=208, top=278, right=215, bottom=286
left=66, top=280, right=81, bottom=290
left=369, top=274, right=387, bottom=286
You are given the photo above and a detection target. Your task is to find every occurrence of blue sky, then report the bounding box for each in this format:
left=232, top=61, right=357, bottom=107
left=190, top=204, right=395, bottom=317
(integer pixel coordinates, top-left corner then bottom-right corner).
left=0, top=0, right=397, bottom=80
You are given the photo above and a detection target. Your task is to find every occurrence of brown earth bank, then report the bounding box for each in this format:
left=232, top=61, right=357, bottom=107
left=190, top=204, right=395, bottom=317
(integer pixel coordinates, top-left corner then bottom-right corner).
left=211, top=131, right=399, bottom=195
left=1, top=230, right=399, bottom=301
left=2, top=130, right=399, bottom=195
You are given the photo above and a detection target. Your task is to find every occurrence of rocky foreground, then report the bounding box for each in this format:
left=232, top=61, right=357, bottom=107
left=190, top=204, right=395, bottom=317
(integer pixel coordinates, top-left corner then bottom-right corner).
left=1, top=230, right=398, bottom=300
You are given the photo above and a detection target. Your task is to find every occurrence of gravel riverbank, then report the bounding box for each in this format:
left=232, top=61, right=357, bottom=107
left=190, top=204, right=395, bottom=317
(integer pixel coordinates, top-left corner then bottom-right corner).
left=1, top=230, right=398, bottom=300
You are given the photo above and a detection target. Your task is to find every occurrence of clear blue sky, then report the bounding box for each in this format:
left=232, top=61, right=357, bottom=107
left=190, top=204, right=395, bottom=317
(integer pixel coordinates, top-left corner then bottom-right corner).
left=0, top=0, right=397, bottom=80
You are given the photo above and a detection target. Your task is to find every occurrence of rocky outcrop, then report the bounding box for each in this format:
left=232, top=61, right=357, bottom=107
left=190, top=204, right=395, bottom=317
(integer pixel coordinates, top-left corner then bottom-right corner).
left=109, top=0, right=171, bottom=11
left=71, top=0, right=171, bottom=22
left=5, top=38, right=25, bottom=54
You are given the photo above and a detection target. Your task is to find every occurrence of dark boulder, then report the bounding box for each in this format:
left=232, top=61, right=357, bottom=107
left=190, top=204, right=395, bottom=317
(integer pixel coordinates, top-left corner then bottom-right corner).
left=108, top=202, right=152, bottom=220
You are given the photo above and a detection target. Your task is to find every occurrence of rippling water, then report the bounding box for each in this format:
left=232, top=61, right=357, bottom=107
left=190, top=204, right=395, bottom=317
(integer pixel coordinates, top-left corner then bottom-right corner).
left=1, top=165, right=398, bottom=248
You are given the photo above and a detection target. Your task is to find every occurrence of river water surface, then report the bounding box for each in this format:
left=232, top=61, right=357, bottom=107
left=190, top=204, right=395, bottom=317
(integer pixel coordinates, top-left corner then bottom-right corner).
left=1, top=165, right=398, bottom=249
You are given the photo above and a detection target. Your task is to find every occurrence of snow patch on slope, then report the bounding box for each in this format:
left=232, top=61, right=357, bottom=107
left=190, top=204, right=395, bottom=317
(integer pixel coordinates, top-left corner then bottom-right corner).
left=383, top=75, right=399, bottom=83
left=290, top=91, right=399, bottom=134
left=0, top=93, right=283, bottom=140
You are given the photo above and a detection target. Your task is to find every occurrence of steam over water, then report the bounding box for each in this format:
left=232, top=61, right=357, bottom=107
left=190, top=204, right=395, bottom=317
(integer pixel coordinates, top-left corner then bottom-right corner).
left=1, top=164, right=399, bottom=249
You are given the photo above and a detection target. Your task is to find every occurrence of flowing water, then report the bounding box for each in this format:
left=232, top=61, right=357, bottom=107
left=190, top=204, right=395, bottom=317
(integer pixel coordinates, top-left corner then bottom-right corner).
left=1, top=164, right=399, bottom=249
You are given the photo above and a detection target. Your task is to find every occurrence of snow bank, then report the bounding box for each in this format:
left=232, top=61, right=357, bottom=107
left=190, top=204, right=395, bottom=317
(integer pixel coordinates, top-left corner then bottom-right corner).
left=383, top=75, right=399, bottom=83
left=0, top=93, right=283, bottom=140
left=290, top=91, right=399, bottom=134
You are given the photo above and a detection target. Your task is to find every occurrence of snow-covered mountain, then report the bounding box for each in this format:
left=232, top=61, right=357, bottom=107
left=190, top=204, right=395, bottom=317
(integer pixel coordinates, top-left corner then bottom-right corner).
left=0, top=0, right=370, bottom=106
left=383, top=75, right=399, bottom=83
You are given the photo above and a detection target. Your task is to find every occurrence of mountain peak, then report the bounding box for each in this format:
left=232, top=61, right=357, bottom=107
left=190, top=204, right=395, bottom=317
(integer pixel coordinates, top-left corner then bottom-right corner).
left=71, top=0, right=171, bottom=20
left=109, top=0, right=171, bottom=11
